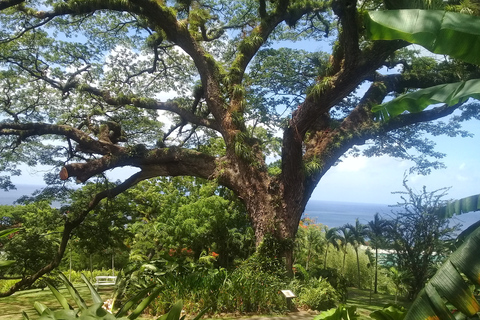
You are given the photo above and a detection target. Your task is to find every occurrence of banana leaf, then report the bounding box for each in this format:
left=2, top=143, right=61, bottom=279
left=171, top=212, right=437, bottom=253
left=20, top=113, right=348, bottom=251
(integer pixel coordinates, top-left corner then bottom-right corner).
left=371, top=80, right=480, bottom=120
left=365, top=10, right=480, bottom=65
left=436, top=194, right=480, bottom=219
left=404, top=225, right=480, bottom=319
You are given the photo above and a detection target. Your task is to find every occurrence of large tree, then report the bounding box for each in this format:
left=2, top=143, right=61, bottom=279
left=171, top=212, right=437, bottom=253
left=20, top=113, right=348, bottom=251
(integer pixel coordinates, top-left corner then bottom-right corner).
left=1, top=0, right=480, bottom=295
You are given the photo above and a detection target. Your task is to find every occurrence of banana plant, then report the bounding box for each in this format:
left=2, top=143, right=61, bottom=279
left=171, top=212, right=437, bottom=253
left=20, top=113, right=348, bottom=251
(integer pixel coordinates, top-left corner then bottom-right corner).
left=402, top=224, right=480, bottom=320
left=363, top=9, right=480, bottom=120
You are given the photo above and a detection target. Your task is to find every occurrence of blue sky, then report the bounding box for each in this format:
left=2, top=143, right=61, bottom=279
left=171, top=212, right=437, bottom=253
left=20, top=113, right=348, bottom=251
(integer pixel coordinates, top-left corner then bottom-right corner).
left=314, top=115, right=480, bottom=204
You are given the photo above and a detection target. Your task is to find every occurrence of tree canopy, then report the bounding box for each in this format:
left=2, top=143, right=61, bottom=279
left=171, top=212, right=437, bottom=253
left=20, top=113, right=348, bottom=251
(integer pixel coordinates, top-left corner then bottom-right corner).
left=1, top=0, right=480, bottom=293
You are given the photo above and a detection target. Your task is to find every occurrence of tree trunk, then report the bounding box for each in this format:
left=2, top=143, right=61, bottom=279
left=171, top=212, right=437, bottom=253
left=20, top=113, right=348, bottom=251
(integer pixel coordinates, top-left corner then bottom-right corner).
left=324, top=245, right=329, bottom=269
left=355, top=247, right=361, bottom=289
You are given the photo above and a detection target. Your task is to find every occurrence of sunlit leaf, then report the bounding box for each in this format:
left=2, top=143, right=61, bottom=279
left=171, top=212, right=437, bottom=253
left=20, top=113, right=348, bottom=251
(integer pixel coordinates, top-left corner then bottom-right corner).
left=365, top=10, right=480, bottom=65
left=371, top=80, right=480, bottom=120
left=405, top=225, right=480, bottom=319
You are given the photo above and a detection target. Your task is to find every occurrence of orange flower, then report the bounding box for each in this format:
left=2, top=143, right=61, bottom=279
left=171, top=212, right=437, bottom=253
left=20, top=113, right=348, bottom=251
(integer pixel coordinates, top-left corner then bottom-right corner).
left=211, top=252, right=219, bottom=258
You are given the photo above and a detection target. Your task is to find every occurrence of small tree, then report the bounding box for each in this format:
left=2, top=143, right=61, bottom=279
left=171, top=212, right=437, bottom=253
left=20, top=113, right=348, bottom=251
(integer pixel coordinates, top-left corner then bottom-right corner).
left=385, top=180, right=460, bottom=300
left=345, top=219, right=368, bottom=289
left=367, top=213, right=388, bottom=294
left=323, top=226, right=341, bottom=270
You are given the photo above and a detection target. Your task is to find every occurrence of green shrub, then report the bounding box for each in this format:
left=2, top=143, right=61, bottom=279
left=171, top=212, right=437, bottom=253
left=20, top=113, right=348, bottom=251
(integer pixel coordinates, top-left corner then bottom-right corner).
left=0, top=279, right=19, bottom=292
left=217, top=255, right=288, bottom=313
left=297, top=277, right=339, bottom=311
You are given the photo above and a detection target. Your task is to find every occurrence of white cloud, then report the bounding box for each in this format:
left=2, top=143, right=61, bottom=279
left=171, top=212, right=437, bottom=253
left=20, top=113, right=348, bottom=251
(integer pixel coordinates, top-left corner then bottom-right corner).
left=335, top=155, right=368, bottom=172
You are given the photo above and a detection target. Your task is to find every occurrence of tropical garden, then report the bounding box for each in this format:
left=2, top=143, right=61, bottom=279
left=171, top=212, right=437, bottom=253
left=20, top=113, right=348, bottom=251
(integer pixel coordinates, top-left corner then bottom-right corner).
left=2, top=0, right=480, bottom=318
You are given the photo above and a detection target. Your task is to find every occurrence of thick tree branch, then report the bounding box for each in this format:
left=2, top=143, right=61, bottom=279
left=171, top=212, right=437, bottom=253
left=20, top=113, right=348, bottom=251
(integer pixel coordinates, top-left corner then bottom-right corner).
left=0, top=123, right=122, bottom=155
left=62, top=147, right=218, bottom=183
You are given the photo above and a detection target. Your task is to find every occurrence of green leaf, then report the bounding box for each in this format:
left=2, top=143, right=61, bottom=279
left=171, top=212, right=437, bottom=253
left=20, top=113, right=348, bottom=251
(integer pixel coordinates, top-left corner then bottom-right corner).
left=81, top=273, right=103, bottom=305
left=372, top=80, right=480, bottom=120
left=33, top=302, right=49, bottom=315
left=127, top=286, right=163, bottom=319
left=58, top=272, right=88, bottom=311
left=156, top=301, right=183, bottom=320
left=0, top=228, right=19, bottom=238
left=192, top=305, right=211, bottom=320
left=365, top=10, right=480, bottom=65
left=404, top=225, right=480, bottom=319
left=22, top=311, right=30, bottom=320
left=46, top=281, right=72, bottom=310
left=436, top=194, right=480, bottom=218
left=370, top=305, right=406, bottom=320
left=0, top=260, right=16, bottom=267
left=115, top=285, right=157, bottom=318
left=50, top=309, right=78, bottom=319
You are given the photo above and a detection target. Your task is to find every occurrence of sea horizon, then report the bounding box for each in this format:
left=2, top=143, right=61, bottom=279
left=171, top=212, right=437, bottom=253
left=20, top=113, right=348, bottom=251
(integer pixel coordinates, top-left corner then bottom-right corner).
left=1, top=184, right=479, bottom=231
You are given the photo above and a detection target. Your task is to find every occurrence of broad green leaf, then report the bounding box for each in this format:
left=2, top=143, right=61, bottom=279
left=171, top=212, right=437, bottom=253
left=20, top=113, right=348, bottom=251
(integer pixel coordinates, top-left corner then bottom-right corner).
left=46, top=281, right=72, bottom=310
left=449, top=232, right=480, bottom=286
left=405, top=225, right=480, bottom=319
left=424, top=283, right=455, bottom=320
left=58, top=272, right=88, bottom=311
left=77, top=303, right=108, bottom=319
left=430, top=261, right=480, bottom=315
left=34, top=302, right=49, bottom=315
left=81, top=273, right=103, bottom=305
left=372, top=80, right=480, bottom=120
left=370, top=305, right=406, bottom=320
left=436, top=194, right=480, bottom=218
left=50, top=309, right=77, bottom=319
left=365, top=10, right=480, bottom=65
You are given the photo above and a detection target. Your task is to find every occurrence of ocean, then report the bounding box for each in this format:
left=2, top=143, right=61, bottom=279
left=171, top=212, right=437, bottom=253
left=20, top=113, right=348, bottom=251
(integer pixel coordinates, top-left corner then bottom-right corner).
left=1, top=185, right=479, bottom=231
left=305, top=200, right=480, bottom=231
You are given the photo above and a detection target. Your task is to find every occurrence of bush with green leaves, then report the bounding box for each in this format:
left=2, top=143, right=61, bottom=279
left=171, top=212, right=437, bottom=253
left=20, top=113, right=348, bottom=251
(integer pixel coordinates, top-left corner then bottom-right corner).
left=115, top=255, right=228, bottom=315
left=216, top=237, right=290, bottom=314
left=296, top=277, right=339, bottom=311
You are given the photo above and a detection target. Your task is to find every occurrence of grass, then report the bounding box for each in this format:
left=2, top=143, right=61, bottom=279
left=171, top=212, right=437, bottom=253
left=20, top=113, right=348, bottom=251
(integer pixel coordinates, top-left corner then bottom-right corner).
left=346, top=287, right=411, bottom=319
left=0, top=284, right=155, bottom=320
